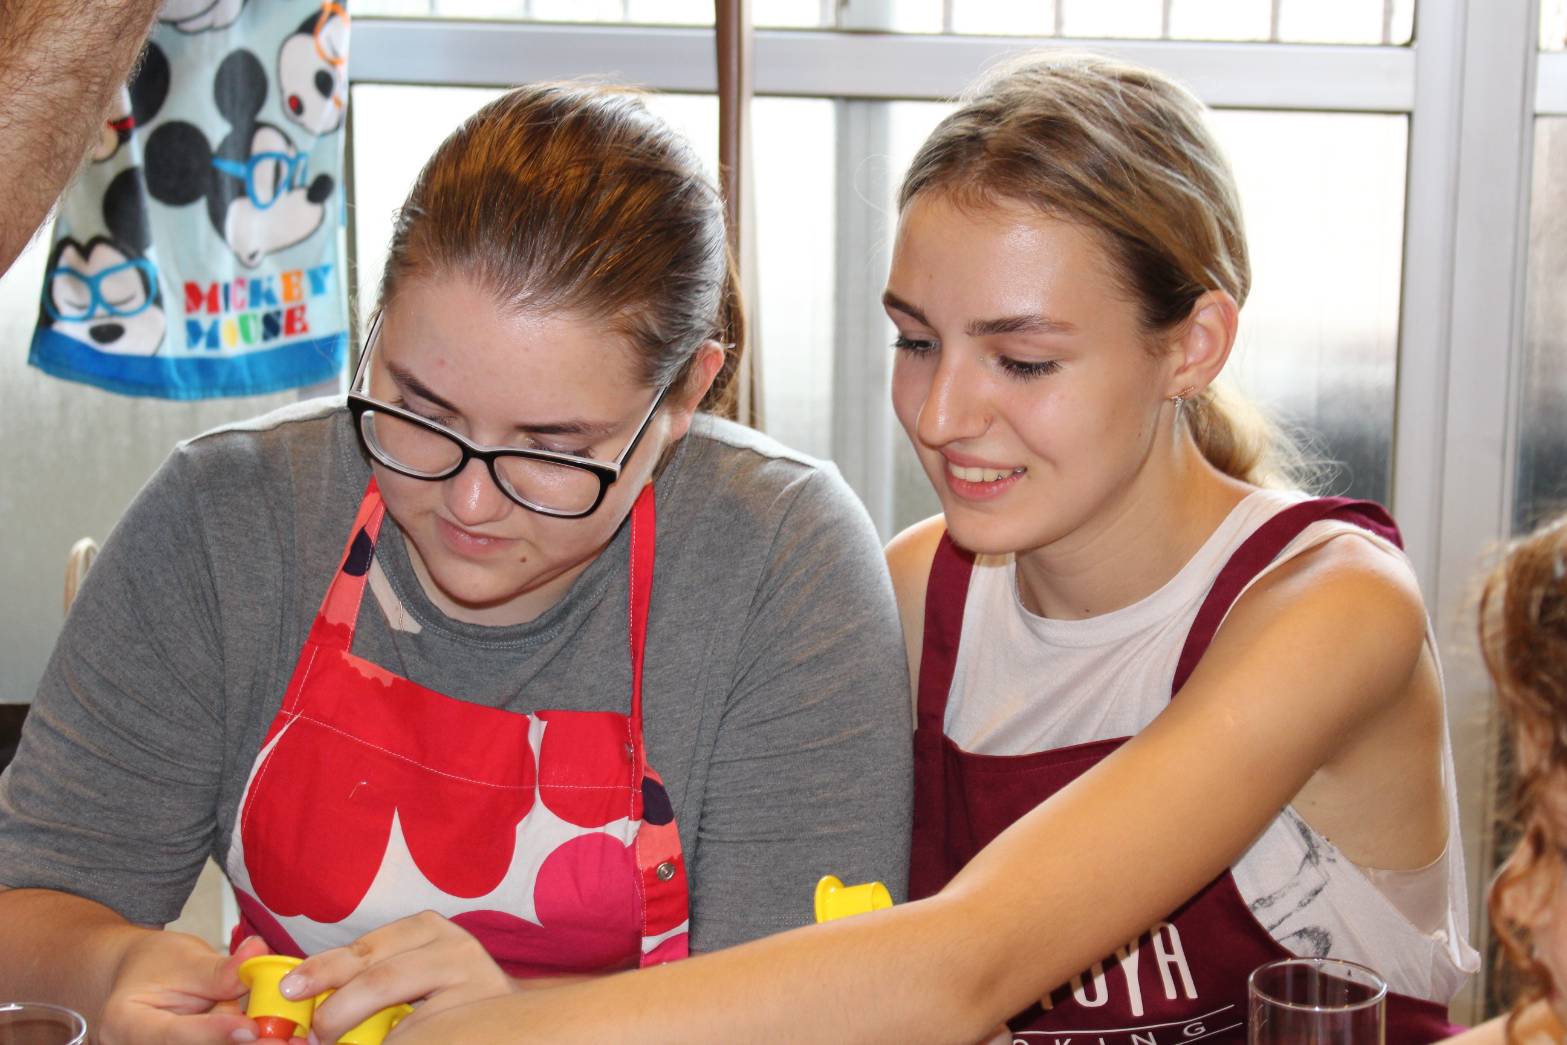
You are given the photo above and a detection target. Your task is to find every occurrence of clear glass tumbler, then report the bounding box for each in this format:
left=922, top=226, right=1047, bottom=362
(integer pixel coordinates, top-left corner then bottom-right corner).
left=0, top=1003, right=87, bottom=1045
left=1248, top=957, right=1387, bottom=1045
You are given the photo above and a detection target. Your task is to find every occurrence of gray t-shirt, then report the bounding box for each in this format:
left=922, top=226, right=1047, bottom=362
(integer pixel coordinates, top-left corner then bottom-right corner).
left=0, top=400, right=912, bottom=953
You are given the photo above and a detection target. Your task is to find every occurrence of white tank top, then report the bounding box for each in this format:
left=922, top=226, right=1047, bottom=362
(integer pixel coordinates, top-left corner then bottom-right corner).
left=943, top=488, right=1480, bottom=1005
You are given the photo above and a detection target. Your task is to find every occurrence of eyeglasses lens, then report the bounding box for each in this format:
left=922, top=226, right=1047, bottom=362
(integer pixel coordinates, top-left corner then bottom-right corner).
left=359, top=410, right=602, bottom=514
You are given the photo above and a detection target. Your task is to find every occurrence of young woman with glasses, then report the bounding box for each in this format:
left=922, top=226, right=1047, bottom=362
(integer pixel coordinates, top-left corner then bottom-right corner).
left=391, top=52, right=1479, bottom=1044
left=0, top=84, right=912, bottom=1042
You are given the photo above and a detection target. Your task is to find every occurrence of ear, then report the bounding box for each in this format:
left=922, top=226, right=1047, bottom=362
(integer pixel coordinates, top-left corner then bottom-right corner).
left=1165, top=289, right=1239, bottom=399
left=663, top=340, right=728, bottom=440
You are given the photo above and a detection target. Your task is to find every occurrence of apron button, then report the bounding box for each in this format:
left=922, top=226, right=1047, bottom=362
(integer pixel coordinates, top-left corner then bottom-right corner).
left=656, top=861, right=677, bottom=881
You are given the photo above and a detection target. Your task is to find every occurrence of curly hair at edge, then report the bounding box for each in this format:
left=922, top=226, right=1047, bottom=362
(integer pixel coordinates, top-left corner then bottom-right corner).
left=1481, top=513, right=1567, bottom=1040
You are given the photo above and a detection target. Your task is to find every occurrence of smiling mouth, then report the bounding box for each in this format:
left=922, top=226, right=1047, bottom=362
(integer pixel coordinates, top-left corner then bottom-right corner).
left=946, top=462, right=1026, bottom=483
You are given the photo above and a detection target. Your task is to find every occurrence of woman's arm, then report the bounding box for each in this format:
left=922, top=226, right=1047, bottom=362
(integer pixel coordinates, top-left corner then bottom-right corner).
left=0, top=887, right=265, bottom=1042
left=0, top=448, right=238, bottom=1033
left=390, top=534, right=1438, bottom=1042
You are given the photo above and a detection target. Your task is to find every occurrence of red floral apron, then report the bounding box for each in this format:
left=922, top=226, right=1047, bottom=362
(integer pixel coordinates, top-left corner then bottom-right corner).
left=224, top=479, right=690, bottom=976
left=909, top=497, right=1462, bottom=1042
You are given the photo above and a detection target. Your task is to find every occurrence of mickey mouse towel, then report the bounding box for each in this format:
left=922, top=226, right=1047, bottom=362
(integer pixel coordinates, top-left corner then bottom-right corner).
left=29, top=1, right=350, bottom=399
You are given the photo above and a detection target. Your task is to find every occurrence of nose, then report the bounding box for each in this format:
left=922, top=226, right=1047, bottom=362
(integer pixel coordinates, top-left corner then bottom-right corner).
left=916, top=351, right=990, bottom=449
left=443, top=457, right=511, bottom=528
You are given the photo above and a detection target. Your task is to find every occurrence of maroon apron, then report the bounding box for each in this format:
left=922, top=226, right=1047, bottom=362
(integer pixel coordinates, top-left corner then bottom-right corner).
left=224, top=479, right=690, bottom=975
left=909, top=497, right=1463, bottom=1042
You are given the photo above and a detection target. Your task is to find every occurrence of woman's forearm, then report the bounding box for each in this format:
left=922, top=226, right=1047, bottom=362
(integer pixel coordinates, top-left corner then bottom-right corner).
left=0, top=887, right=147, bottom=1025
left=399, top=894, right=1005, bottom=1045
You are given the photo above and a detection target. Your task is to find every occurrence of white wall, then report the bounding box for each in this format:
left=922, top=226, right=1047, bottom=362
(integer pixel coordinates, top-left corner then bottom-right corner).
left=0, top=233, right=299, bottom=705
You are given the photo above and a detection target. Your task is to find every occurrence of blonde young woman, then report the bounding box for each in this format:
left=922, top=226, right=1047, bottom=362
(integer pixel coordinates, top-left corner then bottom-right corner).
left=386, top=52, right=1484, bottom=1043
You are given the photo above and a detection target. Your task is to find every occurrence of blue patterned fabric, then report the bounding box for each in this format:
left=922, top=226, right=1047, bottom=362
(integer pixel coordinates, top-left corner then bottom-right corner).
left=29, top=1, right=350, bottom=399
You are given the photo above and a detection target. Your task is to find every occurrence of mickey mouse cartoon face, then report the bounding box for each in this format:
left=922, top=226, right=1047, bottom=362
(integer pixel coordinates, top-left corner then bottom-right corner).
left=160, top=0, right=248, bottom=34
left=40, top=168, right=166, bottom=356
left=146, top=49, right=334, bottom=269
left=93, top=42, right=170, bottom=164
left=278, top=5, right=349, bottom=136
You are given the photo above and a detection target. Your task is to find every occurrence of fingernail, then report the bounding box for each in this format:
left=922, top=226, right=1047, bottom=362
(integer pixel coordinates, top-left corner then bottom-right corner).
left=231, top=1031, right=257, bottom=1043
left=279, top=972, right=306, bottom=999
left=307, top=1034, right=321, bottom=1045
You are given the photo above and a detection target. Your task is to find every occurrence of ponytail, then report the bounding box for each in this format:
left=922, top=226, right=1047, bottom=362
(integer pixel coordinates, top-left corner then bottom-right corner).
left=699, top=247, right=746, bottom=420
left=1184, top=383, right=1312, bottom=489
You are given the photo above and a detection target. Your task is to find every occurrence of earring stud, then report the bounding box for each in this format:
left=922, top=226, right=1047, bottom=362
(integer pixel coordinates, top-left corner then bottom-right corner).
left=1169, top=386, right=1196, bottom=407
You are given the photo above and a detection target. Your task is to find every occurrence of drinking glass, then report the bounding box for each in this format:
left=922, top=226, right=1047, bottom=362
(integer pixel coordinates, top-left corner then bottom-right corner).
left=1248, top=957, right=1387, bottom=1044
left=0, top=1003, right=87, bottom=1045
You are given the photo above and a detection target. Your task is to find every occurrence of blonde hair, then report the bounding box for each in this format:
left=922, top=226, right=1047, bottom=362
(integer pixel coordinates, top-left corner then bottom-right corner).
left=898, top=50, right=1304, bottom=488
left=1481, top=513, right=1567, bottom=1037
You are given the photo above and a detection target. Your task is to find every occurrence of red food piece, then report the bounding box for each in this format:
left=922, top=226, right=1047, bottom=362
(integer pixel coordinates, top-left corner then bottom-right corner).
left=254, top=1015, right=300, bottom=1039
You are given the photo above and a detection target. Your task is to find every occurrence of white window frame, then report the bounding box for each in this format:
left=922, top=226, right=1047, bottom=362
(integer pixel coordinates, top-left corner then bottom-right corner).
left=347, top=2, right=1536, bottom=1017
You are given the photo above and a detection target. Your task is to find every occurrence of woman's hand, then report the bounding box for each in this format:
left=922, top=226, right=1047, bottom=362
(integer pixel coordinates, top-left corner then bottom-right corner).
left=98, top=931, right=268, bottom=1045
left=276, top=912, right=514, bottom=1042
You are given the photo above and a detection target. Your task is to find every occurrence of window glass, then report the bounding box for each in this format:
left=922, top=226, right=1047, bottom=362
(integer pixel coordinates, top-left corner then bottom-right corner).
left=1167, top=0, right=1273, bottom=42
left=353, top=0, right=822, bottom=27
left=1215, top=110, right=1405, bottom=507
left=1544, top=0, right=1567, bottom=49
left=1059, top=0, right=1163, bottom=40
left=949, top=0, right=1054, bottom=36
left=353, top=0, right=1413, bottom=42
left=1516, top=117, right=1567, bottom=531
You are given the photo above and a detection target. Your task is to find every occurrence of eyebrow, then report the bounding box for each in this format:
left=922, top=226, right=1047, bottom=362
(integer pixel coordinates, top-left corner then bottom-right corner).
left=387, top=363, right=620, bottom=438
left=881, top=291, right=1078, bottom=338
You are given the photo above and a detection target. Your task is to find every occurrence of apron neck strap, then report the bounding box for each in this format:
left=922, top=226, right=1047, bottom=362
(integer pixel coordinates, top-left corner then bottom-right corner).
left=1171, top=496, right=1402, bottom=697
left=308, top=477, right=389, bottom=652
left=626, top=484, right=657, bottom=782
left=915, top=532, right=977, bottom=730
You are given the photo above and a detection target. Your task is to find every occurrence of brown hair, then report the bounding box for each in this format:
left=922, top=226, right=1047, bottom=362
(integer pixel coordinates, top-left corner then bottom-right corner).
left=898, top=51, right=1301, bottom=487
left=380, top=83, right=744, bottom=418
left=1482, top=513, right=1567, bottom=1037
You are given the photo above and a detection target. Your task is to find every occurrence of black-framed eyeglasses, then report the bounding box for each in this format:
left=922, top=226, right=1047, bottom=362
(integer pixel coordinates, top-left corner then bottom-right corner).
left=346, top=313, right=670, bottom=519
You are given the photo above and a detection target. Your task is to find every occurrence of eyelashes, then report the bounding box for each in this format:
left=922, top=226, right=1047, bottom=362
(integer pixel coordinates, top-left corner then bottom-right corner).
left=391, top=397, right=596, bottom=458
left=391, top=396, right=456, bottom=427
left=997, top=358, right=1061, bottom=380
left=892, top=337, right=1062, bottom=382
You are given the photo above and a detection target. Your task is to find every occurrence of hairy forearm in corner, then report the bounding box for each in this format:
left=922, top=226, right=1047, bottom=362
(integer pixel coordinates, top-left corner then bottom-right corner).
left=0, top=0, right=162, bottom=272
